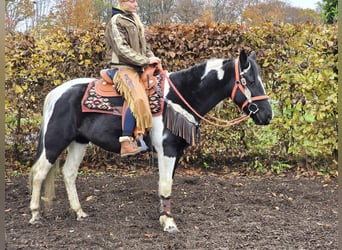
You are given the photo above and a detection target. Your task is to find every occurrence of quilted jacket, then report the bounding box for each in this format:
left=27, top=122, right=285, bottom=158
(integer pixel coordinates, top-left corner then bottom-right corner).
left=104, top=7, right=154, bottom=68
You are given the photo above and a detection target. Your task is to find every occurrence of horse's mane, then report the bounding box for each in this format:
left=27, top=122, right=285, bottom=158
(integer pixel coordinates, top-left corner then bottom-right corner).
left=170, top=60, right=207, bottom=86
left=170, top=58, right=232, bottom=88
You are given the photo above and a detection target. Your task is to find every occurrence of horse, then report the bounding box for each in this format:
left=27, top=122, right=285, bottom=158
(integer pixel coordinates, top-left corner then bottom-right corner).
left=28, top=50, right=273, bottom=233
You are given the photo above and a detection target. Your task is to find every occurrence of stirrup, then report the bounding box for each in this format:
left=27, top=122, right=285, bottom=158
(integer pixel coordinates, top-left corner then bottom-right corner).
left=136, top=134, right=148, bottom=153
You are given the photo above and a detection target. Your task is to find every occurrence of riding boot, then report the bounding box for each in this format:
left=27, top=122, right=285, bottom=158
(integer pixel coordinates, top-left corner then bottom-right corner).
left=100, top=69, right=117, bottom=84
left=119, top=136, right=141, bottom=157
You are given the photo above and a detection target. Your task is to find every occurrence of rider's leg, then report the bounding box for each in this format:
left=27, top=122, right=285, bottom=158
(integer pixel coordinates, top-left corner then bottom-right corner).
left=120, top=107, right=141, bottom=157
left=100, top=68, right=117, bottom=84
left=100, top=68, right=145, bottom=156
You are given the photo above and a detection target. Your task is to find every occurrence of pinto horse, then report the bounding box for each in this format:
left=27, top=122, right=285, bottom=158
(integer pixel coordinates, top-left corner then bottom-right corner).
left=29, top=50, right=272, bottom=232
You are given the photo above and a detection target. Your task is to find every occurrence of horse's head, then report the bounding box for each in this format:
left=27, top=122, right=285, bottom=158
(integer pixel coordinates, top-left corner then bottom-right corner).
left=231, top=50, right=273, bottom=125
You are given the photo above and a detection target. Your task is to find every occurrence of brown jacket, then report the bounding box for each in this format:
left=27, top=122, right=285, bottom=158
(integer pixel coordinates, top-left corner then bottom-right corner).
left=105, top=9, right=154, bottom=68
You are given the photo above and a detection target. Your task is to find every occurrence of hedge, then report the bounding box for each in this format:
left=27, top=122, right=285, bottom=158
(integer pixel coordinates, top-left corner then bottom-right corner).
left=5, top=22, right=337, bottom=170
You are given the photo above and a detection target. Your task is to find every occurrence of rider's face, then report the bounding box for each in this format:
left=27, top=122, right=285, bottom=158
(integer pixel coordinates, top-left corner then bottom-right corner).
left=120, top=0, right=138, bottom=13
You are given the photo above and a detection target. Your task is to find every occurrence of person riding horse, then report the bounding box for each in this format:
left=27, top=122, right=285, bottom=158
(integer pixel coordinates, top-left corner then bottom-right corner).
left=100, top=0, right=161, bottom=157
left=27, top=0, right=274, bottom=231
left=28, top=51, right=273, bottom=229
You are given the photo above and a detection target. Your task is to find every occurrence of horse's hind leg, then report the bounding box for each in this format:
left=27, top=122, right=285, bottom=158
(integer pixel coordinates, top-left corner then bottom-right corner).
left=62, top=141, right=88, bottom=220
left=29, top=151, right=53, bottom=224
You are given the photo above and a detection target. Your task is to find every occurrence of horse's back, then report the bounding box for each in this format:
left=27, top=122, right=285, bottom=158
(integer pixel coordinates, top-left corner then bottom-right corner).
left=44, top=78, right=95, bottom=112
left=45, top=78, right=95, bottom=102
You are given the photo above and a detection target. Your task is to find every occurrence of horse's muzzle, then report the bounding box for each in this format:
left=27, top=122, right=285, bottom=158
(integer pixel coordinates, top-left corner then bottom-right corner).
left=252, top=111, right=273, bottom=125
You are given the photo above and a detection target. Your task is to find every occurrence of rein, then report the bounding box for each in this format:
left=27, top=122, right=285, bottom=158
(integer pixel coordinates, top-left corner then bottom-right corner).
left=161, top=71, right=244, bottom=127
left=158, top=58, right=268, bottom=128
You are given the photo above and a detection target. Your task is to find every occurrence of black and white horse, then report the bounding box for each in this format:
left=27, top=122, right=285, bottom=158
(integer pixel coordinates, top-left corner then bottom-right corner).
left=29, top=50, right=272, bottom=232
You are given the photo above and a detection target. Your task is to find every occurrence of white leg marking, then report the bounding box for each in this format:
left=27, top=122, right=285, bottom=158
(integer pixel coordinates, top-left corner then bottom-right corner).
left=158, top=154, right=179, bottom=232
left=151, top=116, right=175, bottom=197
left=62, top=141, right=88, bottom=220
left=29, top=150, right=53, bottom=224
left=158, top=155, right=176, bottom=197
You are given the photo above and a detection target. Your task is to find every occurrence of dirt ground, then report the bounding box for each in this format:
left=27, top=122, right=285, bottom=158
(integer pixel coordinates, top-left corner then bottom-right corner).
left=5, top=166, right=337, bottom=250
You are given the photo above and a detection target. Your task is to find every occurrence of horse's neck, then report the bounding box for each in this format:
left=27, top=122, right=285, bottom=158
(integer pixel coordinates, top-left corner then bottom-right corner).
left=195, top=79, right=230, bottom=115
left=189, top=62, right=234, bottom=115
left=169, top=61, right=234, bottom=117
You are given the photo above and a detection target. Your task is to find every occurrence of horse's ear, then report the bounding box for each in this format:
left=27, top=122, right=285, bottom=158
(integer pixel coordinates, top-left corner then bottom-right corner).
left=239, top=50, right=249, bottom=69
left=250, top=51, right=257, bottom=61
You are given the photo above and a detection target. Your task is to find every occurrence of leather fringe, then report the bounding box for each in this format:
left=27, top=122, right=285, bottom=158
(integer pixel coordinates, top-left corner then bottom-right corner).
left=114, top=68, right=152, bottom=134
left=164, top=103, right=198, bottom=145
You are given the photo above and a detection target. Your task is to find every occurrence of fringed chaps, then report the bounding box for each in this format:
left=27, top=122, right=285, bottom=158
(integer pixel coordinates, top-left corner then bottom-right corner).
left=114, top=68, right=152, bottom=134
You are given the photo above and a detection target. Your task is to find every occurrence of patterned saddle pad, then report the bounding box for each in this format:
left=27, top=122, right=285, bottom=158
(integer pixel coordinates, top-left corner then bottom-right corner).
left=81, top=71, right=165, bottom=116
left=81, top=79, right=123, bottom=115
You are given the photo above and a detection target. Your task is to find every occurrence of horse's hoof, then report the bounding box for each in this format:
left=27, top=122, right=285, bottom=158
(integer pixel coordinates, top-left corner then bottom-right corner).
left=76, top=210, right=89, bottom=221
left=160, top=215, right=179, bottom=233
left=29, top=216, right=41, bottom=225
left=164, top=224, right=179, bottom=233
left=29, top=211, right=41, bottom=225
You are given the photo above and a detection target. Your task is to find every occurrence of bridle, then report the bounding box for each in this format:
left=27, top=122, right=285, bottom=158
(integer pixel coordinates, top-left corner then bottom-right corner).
left=159, top=58, right=269, bottom=128
left=230, top=58, right=269, bottom=116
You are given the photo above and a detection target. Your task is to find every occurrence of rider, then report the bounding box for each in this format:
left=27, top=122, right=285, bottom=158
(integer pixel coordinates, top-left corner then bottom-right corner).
left=101, top=0, right=161, bottom=157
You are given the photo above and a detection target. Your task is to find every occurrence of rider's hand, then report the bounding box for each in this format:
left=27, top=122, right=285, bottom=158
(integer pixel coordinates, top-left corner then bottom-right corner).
left=148, top=57, right=163, bottom=71
left=148, top=57, right=161, bottom=65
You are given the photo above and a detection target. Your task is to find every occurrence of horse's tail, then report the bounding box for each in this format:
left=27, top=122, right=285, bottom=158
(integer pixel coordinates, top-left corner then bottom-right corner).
left=35, top=122, right=44, bottom=161
left=29, top=111, right=45, bottom=195
left=41, top=159, right=58, bottom=209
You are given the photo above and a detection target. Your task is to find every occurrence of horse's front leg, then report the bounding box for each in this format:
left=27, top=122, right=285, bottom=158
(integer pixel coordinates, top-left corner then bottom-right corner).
left=158, top=154, right=179, bottom=233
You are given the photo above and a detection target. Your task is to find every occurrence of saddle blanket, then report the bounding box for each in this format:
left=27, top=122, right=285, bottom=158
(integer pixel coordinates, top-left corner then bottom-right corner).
left=81, top=70, right=165, bottom=116
left=81, top=80, right=124, bottom=115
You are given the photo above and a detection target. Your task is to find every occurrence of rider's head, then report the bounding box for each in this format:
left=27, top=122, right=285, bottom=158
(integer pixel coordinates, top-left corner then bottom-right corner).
left=119, top=0, right=138, bottom=13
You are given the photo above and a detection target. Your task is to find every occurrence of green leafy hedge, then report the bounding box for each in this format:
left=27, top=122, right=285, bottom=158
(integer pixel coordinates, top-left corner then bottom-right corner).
left=5, top=22, right=337, bottom=169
